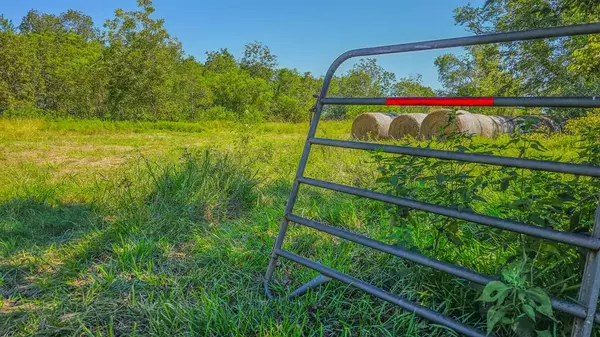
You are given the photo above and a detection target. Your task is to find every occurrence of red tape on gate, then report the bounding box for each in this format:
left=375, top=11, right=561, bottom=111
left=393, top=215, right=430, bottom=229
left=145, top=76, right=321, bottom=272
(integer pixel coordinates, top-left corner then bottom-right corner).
left=385, top=97, right=495, bottom=106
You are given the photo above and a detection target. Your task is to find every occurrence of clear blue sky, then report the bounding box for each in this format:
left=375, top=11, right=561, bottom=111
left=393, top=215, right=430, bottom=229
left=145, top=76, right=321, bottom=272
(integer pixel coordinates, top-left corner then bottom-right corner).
left=2, top=0, right=485, bottom=89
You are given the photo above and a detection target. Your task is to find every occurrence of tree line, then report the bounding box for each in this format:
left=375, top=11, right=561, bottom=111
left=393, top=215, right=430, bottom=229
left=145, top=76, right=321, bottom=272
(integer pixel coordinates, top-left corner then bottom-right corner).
left=0, top=0, right=598, bottom=122
left=436, top=0, right=600, bottom=120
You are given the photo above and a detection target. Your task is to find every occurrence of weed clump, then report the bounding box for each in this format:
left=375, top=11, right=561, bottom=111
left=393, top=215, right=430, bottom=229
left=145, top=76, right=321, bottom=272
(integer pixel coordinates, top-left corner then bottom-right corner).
left=99, top=150, right=258, bottom=238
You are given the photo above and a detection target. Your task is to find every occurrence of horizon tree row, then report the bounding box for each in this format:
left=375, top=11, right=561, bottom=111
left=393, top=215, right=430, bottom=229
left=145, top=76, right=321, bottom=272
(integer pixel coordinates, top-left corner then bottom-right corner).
left=0, top=0, right=598, bottom=122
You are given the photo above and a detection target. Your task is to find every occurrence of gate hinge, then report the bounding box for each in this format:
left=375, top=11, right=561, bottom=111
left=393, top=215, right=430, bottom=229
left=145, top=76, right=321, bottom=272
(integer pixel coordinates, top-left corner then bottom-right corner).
left=309, top=94, right=320, bottom=124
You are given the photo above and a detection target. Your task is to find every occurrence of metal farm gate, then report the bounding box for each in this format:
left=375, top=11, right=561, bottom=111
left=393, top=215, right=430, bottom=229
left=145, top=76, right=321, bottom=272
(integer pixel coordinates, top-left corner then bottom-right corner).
left=264, top=23, right=600, bottom=337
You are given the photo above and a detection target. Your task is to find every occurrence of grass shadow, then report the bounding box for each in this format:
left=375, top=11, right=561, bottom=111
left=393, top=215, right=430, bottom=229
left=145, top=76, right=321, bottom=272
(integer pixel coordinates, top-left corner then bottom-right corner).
left=0, top=196, right=100, bottom=258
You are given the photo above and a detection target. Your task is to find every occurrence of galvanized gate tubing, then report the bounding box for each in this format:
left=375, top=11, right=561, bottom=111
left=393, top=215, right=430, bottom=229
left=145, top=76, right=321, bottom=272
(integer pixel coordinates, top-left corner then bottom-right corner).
left=264, top=23, right=600, bottom=337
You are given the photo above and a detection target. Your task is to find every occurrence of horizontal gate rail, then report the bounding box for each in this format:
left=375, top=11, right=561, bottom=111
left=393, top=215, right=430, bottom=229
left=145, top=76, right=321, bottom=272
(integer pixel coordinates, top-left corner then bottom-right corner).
left=321, top=97, right=600, bottom=108
left=321, top=23, right=600, bottom=84
left=310, top=138, right=600, bottom=177
left=264, top=22, right=600, bottom=337
left=298, top=177, right=600, bottom=249
left=331, top=23, right=600, bottom=56
left=286, top=214, right=592, bottom=321
left=276, top=249, right=489, bottom=337
left=286, top=214, right=493, bottom=285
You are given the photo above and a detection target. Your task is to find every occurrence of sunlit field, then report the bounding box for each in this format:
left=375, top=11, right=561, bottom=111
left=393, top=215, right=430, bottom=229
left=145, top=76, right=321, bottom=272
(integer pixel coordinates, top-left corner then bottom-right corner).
left=1, top=118, right=598, bottom=336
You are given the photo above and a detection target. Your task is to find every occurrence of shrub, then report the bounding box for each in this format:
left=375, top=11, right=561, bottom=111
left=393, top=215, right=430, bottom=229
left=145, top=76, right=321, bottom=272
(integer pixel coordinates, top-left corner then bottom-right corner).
left=564, top=111, right=600, bottom=136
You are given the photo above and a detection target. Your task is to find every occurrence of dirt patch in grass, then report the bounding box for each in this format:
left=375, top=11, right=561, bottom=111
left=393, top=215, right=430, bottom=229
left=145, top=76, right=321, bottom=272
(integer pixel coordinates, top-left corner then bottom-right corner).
left=5, top=144, right=135, bottom=173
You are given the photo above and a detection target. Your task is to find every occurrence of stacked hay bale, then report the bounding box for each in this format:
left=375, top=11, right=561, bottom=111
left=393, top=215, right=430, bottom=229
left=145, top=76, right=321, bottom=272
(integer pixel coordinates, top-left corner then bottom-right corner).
left=351, top=112, right=398, bottom=140
left=489, top=116, right=516, bottom=135
left=389, top=113, right=428, bottom=139
left=420, top=110, right=558, bottom=139
left=351, top=110, right=559, bottom=141
left=486, top=115, right=558, bottom=135
left=510, top=116, right=559, bottom=133
left=420, top=109, right=485, bottom=139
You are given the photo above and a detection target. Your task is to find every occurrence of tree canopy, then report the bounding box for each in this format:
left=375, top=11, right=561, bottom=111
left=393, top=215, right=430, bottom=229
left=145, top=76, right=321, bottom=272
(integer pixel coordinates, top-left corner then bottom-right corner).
left=0, top=0, right=598, bottom=122
left=435, top=0, right=600, bottom=119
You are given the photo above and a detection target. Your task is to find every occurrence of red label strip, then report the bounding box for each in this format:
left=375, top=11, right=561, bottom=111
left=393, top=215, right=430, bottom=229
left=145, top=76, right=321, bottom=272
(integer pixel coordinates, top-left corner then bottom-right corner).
left=385, top=97, right=495, bottom=106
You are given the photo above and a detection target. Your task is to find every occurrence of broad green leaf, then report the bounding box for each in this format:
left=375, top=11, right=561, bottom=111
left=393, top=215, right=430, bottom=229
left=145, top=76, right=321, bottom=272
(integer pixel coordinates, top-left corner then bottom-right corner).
left=477, top=281, right=510, bottom=303
left=486, top=305, right=507, bottom=335
left=515, top=317, right=536, bottom=337
left=570, top=211, right=581, bottom=230
left=527, top=287, right=553, bottom=318
left=535, top=329, right=553, bottom=337
left=522, top=304, right=536, bottom=322
left=517, top=289, right=527, bottom=302
left=472, top=193, right=487, bottom=202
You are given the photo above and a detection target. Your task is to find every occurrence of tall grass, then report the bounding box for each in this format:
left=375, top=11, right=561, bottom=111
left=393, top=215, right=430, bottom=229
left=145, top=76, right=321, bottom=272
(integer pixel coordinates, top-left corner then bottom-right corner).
left=102, top=150, right=258, bottom=238
left=1, top=117, right=598, bottom=336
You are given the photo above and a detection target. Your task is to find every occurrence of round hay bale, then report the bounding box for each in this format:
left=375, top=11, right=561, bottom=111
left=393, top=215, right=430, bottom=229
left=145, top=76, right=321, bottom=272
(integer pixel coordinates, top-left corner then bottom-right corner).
left=512, top=116, right=560, bottom=133
left=389, top=113, right=428, bottom=139
left=351, top=112, right=397, bottom=140
left=420, top=109, right=483, bottom=139
left=489, top=116, right=516, bottom=135
left=485, top=116, right=559, bottom=136
left=473, top=114, right=501, bottom=138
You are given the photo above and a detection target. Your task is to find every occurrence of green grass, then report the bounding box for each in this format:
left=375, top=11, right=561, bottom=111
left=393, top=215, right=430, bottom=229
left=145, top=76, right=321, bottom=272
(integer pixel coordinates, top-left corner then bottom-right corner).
left=0, top=118, right=597, bottom=336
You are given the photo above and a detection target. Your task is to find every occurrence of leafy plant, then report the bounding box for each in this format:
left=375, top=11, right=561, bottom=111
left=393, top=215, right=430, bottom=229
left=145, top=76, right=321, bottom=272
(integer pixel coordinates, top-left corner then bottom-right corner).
left=375, top=118, right=495, bottom=256
left=478, top=255, right=554, bottom=336
left=374, top=115, right=600, bottom=335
